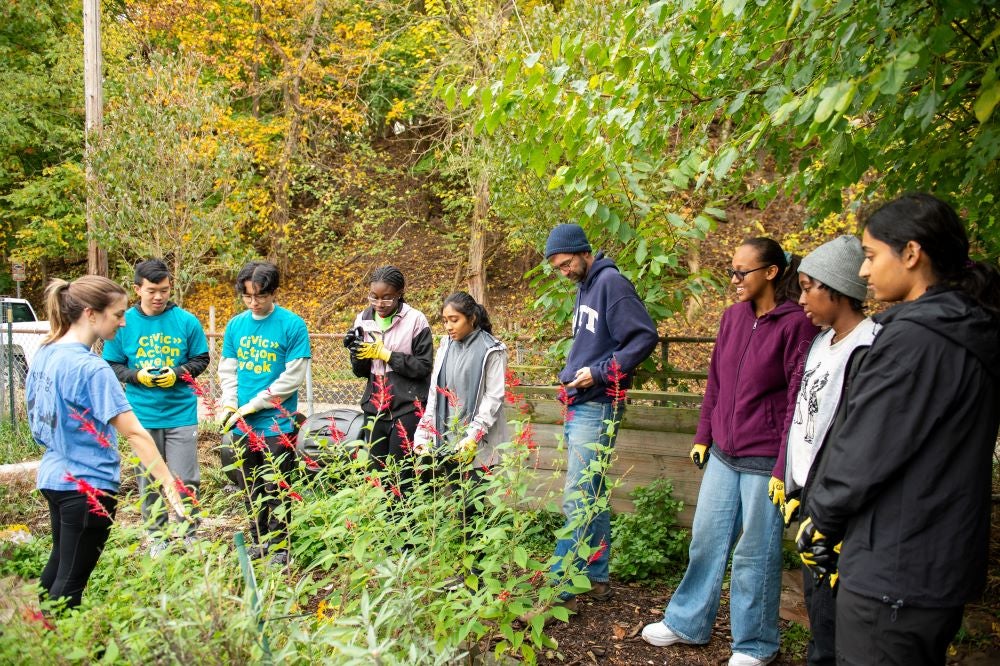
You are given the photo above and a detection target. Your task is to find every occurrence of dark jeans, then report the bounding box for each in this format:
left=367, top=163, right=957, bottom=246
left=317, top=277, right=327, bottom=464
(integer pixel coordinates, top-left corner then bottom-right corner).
left=366, top=412, right=420, bottom=497
left=240, top=435, right=297, bottom=552
left=40, top=489, right=118, bottom=609
left=802, top=566, right=836, bottom=666
left=836, top=587, right=963, bottom=666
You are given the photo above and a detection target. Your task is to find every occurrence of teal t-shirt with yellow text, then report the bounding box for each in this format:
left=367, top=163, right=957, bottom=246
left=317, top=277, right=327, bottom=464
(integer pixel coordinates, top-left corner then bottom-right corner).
left=222, top=305, right=310, bottom=435
left=102, top=304, right=209, bottom=429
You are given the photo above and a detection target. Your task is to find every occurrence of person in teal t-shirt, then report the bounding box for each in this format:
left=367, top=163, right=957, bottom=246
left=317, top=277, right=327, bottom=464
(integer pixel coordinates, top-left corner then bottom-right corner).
left=219, top=261, right=310, bottom=566
left=103, top=260, right=210, bottom=556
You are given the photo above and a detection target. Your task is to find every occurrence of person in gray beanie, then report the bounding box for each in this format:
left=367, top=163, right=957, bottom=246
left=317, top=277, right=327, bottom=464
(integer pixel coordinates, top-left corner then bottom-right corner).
left=774, top=235, right=878, bottom=666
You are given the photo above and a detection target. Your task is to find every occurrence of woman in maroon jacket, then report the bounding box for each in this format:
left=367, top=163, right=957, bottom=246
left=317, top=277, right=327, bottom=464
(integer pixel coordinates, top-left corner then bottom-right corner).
left=643, top=238, right=818, bottom=666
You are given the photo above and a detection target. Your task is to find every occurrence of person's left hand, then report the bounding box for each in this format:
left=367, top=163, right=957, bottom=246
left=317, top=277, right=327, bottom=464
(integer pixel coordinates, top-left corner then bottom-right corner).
left=221, top=404, right=259, bottom=434
left=153, top=367, right=177, bottom=388
left=452, top=437, right=477, bottom=464
left=768, top=476, right=785, bottom=507
left=357, top=341, right=392, bottom=363
left=566, top=367, right=593, bottom=389
left=796, top=516, right=840, bottom=579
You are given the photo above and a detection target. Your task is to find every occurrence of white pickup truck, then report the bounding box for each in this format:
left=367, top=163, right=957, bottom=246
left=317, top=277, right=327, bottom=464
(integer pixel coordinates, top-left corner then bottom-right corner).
left=0, top=297, right=51, bottom=384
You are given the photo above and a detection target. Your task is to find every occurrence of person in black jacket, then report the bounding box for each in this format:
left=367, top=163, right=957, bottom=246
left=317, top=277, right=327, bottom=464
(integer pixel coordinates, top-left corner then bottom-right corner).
left=346, top=266, right=433, bottom=498
left=798, top=193, right=1000, bottom=666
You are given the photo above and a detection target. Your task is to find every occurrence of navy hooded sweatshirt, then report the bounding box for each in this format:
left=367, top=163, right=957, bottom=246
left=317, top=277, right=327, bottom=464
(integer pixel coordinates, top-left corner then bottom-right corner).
left=558, top=253, right=659, bottom=404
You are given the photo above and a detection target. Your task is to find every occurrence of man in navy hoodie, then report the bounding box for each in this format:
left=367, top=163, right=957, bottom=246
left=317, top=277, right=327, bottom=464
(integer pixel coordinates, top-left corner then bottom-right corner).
left=542, top=223, right=659, bottom=616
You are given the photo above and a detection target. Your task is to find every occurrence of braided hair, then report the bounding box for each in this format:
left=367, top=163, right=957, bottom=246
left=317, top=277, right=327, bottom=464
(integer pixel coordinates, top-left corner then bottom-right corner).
left=369, top=265, right=406, bottom=302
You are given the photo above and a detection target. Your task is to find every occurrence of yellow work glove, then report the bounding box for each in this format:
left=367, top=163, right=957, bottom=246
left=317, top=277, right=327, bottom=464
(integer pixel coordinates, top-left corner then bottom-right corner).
left=452, top=437, right=478, bottom=464
left=137, top=368, right=158, bottom=388
left=829, top=543, right=842, bottom=594
left=768, top=477, right=785, bottom=507
left=689, top=443, right=709, bottom=469
left=356, top=340, right=392, bottom=363
left=782, top=497, right=801, bottom=527
left=796, top=516, right=840, bottom=579
left=221, top=404, right=259, bottom=434
left=152, top=366, right=177, bottom=388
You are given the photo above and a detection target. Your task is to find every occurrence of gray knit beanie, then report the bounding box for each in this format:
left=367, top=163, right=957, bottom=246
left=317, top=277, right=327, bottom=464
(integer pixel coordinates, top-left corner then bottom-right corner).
left=799, top=235, right=868, bottom=301
left=544, top=224, right=592, bottom=259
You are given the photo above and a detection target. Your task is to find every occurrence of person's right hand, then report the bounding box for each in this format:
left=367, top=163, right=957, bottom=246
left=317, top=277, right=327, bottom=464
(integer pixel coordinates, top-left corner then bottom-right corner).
left=690, top=443, right=709, bottom=469
left=782, top=497, right=801, bottom=527
left=137, top=368, right=158, bottom=387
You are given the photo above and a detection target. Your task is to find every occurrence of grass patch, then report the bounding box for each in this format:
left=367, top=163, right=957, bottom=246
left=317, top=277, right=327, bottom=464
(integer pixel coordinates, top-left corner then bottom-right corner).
left=0, top=418, right=38, bottom=465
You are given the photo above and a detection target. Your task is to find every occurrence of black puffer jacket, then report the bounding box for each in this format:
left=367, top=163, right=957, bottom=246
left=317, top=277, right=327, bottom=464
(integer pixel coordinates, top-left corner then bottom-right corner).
left=805, top=287, right=1000, bottom=608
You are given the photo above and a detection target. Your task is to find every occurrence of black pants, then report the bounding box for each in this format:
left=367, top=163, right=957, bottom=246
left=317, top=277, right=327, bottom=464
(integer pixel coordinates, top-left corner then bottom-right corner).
left=802, top=566, right=837, bottom=666
left=40, top=489, right=118, bottom=609
left=240, top=435, right=297, bottom=551
left=836, top=587, right=963, bottom=666
left=366, top=412, right=420, bottom=497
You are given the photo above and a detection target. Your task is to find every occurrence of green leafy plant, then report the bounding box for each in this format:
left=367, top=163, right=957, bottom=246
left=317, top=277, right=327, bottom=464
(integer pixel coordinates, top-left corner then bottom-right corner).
left=610, top=478, right=688, bottom=582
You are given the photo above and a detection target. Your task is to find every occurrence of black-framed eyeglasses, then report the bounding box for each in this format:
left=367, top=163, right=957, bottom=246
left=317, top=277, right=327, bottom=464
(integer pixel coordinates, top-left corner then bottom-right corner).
left=726, top=265, right=771, bottom=282
left=367, top=295, right=399, bottom=306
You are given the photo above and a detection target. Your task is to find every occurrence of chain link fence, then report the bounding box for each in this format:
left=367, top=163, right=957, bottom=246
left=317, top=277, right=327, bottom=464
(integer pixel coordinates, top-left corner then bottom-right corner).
left=0, top=328, right=712, bottom=422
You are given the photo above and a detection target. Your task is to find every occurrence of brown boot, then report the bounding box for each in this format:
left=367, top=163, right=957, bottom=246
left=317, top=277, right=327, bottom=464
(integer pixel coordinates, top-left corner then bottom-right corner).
left=586, top=581, right=613, bottom=601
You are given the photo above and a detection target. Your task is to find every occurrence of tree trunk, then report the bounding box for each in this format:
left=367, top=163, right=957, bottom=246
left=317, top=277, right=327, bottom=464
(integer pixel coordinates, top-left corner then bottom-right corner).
left=466, top=171, right=489, bottom=307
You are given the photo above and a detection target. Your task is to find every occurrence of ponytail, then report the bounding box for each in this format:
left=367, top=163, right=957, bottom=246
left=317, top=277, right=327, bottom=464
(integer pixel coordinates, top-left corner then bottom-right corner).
left=42, top=276, right=128, bottom=345
left=739, top=237, right=802, bottom=304
left=951, top=261, right=1000, bottom=321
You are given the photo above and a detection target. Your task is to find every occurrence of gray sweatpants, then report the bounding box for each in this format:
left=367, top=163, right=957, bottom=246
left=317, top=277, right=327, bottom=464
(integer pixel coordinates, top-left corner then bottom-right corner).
left=137, top=425, right=200, bottom=532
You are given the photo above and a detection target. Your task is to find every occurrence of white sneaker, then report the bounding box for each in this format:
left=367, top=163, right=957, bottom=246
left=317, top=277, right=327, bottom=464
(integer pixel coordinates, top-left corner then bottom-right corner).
left=728, top=652, right=776, bottom=666
left=148, top=540, right=169, bottom=559
left=641, top=621, right=690, bottom=646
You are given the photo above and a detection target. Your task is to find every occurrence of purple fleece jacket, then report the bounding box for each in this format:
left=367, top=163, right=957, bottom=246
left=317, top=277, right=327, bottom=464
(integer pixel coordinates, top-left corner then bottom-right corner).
left=695, top=299, right=818, bottom=477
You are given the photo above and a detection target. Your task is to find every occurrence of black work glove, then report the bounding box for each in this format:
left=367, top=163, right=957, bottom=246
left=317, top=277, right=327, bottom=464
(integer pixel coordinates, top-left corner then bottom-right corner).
left=796, top=516, right=841, bottom=582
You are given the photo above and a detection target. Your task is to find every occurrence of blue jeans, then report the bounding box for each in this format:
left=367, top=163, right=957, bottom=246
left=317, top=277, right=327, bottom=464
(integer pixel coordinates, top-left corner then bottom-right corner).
left=663, top=455, right=783, bottom=660
left=550, top=401, right=623, bottom=593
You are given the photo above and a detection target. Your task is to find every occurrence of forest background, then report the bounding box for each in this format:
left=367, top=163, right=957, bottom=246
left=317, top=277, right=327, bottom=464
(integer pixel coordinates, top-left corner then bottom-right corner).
left=2, top=0, right=999, bottom=339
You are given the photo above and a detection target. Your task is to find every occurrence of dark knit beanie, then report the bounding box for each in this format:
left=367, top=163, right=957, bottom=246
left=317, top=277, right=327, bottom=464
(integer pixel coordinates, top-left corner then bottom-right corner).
left=544, top=224, right=592, bottom=259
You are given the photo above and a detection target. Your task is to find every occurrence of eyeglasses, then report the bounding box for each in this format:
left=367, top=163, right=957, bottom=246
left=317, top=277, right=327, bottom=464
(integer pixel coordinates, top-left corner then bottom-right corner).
left=367, top=295, right=399, bottom=306
left=726, top=265, right=771, bottom=282
left=241, top=292, right=274, bottom=303
left=554, top=256, right=577, bottom=272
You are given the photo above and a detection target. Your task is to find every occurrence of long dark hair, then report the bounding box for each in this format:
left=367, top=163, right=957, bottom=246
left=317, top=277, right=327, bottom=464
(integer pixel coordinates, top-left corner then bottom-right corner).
left=864, top=193, right=1000, bottom=319
left=442, top=291, right=493, bottom=335
left=740, top=237, right=802, bottom=304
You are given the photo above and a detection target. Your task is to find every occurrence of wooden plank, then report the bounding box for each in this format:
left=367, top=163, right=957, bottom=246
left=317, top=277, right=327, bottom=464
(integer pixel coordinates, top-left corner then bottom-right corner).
left=507, top=400, right=701, bottom=434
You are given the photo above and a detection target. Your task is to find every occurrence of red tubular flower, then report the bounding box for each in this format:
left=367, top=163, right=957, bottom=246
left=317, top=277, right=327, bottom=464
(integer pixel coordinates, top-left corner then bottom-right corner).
left=389, top=484, right=403, bottom=498
left=556, top=385, right=575, bottom=424
left=301, top=453, right=319, bottom=470
left=498, top=590, right=511, bottom=602
left=288, top=491, right=303, bottom=502
left=278, top=432, right=297, bottom=451
left=395, top=420, right=413, bottom=454
left=529, top=570, right=545, bottom=584
left=515, top=422, right=537, bottom=451
left=63, top=472, right=110, bottom=518
left=245, top=429, right=267, bottom=453
left=504, top=368, right=524, bottom=407
left=173, top=478, right=200, bottom=507
left=587, top=539, right=608, bottom=564
left=435, top=385, right=461, bottom=409
left=326, top=417, right=345, bottom=444
left=366, top=475, right=382, bottom=489
left=269, top=422, right=281, bottom=434
left=417, top=420, right=440, bottom=439
left=605, top=357, right=628, bottom=406
left=371, top=375, right=393, bottom=413
left=267, top=392, right=294, bottom=419
left=68, top=409, right=113, bottom=448
left=179, top=372, right=216, bottom=418
left=277, top=479, right=290, bottom=490
left=413, top=398, right=425, bottom=419
left=22, top=609, right=55, bottom=631
left=345, top=519, right=355, bottom=530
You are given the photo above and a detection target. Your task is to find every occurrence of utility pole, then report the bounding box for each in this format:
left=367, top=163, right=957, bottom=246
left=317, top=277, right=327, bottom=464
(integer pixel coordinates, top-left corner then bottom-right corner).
left=83, top=0, right=108, bottom=276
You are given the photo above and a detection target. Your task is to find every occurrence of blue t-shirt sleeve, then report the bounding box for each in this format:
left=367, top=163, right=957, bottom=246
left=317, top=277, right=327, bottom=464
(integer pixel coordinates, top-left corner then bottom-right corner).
left=185, top=311, right=210, bottom=357
left=285, top=316, right=311, bottom=361
left=82, top=363, right=132, bottom=424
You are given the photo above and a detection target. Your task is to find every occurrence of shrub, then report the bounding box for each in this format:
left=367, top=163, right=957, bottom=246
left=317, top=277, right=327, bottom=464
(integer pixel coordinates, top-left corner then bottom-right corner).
left=610, top=478, right=689, bottom=582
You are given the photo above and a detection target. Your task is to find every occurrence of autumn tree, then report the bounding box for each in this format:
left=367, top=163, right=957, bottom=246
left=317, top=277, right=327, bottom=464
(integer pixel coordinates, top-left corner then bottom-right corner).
left=89, top=54, right=254, bottom=302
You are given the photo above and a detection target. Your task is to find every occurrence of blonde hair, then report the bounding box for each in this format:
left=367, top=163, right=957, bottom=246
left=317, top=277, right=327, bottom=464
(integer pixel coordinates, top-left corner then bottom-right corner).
left=43, top=276, right=128, bottom=344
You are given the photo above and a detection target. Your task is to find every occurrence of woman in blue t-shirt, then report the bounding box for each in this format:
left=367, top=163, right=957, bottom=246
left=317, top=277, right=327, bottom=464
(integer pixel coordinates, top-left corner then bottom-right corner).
left=28, top=276, right=188, bottom=610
